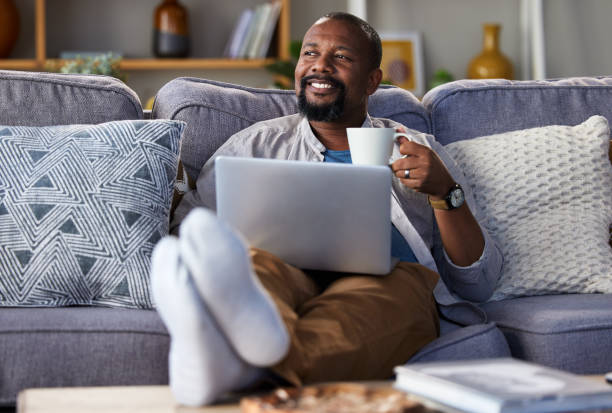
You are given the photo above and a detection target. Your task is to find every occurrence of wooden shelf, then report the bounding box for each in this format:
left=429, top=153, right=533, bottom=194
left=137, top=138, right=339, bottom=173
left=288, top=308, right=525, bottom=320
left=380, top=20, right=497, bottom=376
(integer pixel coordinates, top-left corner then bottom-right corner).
left=118, top=58, right=277, bottom=71
left=42, top=58, right=277, bottom=71
left=0, top=58, right=275, bottom=70
left=0, top=0, right=290, bottom=72
left=0, top=59, right=39, bottom=70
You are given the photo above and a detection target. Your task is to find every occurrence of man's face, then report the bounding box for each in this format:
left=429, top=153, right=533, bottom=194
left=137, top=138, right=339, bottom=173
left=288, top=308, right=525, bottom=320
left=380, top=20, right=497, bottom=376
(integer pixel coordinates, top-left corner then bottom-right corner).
left=295, top=18, right=380, bottom=122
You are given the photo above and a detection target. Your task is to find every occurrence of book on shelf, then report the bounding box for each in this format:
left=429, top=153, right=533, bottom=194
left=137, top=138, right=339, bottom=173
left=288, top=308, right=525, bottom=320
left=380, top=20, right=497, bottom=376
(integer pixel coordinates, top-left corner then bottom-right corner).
left=394, top=358, right=612, bottom=413
left=246, top=2, right=272, bottom=59
left=223, top=8, right=254, bottom=58
left=225, top=1, right=282, bottom=59
left=237, top=4, right=265, bottom=58
left=255, top=1, right=282, bottom=58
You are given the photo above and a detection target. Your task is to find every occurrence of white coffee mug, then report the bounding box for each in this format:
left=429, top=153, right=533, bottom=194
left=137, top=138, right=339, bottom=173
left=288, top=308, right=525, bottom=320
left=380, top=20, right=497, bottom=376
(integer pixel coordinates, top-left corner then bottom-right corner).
left=347, top=128, right=411, bottom=166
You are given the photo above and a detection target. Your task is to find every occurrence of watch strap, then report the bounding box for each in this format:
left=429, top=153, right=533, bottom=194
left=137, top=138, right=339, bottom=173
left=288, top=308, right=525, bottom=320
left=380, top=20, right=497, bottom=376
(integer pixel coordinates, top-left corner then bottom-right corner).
left=428, top=196, right=450, bottom=210
left=428, top=183, right=463, bottom=210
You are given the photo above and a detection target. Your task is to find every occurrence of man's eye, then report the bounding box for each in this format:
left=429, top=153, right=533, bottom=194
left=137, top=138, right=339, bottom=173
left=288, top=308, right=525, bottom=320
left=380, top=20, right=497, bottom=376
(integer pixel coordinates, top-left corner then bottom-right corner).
left=336, top=54, right=350, bottom=61
left=303, top=51, right=316, bottom=56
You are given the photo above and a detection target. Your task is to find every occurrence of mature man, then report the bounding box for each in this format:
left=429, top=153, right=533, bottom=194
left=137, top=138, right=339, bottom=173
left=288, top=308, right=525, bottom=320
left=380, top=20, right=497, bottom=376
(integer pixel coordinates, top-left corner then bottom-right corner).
left=151, top=12, right=502, bottom=406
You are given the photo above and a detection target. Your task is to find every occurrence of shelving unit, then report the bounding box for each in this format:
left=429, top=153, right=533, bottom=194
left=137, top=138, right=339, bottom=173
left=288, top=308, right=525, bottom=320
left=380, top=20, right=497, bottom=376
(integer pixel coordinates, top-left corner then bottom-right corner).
left=0, top=0, right=290, bottom=71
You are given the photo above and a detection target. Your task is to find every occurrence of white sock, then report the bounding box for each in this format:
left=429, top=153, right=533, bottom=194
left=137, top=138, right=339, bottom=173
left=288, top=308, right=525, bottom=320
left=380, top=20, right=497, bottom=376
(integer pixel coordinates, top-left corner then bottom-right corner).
left=178, top=208, right=290, bottom=366
left=151, top=237, right=263, bottom=406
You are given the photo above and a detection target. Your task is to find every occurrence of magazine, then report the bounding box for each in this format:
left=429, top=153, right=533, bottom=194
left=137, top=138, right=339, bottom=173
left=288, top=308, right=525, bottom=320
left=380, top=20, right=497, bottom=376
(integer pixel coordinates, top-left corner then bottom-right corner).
left=394, top=358, right=612, bottom=413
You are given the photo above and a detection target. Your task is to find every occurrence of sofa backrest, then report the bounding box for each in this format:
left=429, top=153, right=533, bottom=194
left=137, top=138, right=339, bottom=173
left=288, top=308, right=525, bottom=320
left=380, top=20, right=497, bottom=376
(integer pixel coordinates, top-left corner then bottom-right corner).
left=422, top=77, right=612, bottom=145
left=153, top=77, right=429, bottom=181
left=0, top=70, right=143, bottom=126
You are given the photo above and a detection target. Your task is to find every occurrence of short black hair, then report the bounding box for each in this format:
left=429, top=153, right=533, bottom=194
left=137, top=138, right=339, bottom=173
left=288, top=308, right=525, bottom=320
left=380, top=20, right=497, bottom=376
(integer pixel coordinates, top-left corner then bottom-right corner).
left=323, top=12, right=382, bottom=70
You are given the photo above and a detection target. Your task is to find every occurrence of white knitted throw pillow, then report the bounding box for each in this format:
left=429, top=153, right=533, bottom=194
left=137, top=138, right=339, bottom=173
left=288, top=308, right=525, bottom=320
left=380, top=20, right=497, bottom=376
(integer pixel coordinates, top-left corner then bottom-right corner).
left=445, top=115, right=612, bottom=301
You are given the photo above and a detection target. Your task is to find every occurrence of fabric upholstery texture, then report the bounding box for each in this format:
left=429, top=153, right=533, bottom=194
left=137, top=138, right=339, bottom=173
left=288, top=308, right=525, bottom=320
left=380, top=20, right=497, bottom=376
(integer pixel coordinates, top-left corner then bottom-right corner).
left=0, top=72, right=167, bottom=407
left=153, top=78, right=430, bottom=181
left=423, top=77, right=612, bottom=145
left=3, top=71, right=608, bottom=404
left=444, top=116, right=612, bottom=301
left=0, top=307, right=169, bottom=405
left=407, top=322, right=511, bottom=363
left=481, top=294, right=612, bottom=373
left=0, top=70, right=143, bottom=126
left=0, top=120, right=184, bottom=308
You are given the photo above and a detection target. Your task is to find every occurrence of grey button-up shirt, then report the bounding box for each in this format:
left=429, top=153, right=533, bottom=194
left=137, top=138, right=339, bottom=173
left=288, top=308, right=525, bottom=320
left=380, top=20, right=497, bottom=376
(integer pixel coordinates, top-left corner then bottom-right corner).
left=172, top=114, right=503, bottom=324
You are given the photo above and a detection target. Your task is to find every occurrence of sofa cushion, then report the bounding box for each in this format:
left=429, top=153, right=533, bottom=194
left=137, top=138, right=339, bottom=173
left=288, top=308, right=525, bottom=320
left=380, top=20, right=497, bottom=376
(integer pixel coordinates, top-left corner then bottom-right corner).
left=423, top=77, right=612, bottom=145
left=0, top=70, right=143, bottom=125
left=153, top=78, right=429, bottom=181
left=0, top=307, right=169, bottom=406
left=0, top=120, right=184, bottom=308
left=407, top=322, right=510, bottom=364
left=481, top=294, right=612, bottom=374
left=444, top=116, right=612, bottom=301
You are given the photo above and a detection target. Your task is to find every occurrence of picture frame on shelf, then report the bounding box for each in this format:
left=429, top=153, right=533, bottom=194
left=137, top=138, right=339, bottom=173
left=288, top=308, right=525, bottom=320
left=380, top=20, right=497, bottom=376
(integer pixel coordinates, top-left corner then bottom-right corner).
left=379, top=31, right=424, bottom=97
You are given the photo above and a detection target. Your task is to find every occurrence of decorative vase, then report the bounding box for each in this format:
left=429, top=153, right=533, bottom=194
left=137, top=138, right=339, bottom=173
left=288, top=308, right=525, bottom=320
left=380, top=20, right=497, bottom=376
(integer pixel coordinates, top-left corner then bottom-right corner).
left=0, top=0, right=19, bottom=59
left=467, top=23, right=513, bottom=80
left=153, top=0, right=190, bottom=58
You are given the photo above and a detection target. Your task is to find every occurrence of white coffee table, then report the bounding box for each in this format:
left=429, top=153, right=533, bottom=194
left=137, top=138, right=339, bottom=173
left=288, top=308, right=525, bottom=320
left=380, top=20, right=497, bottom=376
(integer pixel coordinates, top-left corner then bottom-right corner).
left=16, top=377, right=608, bottom=413
left=17, top=385, right=241, bottom=413
left=17, top=381, right=451, bottom=413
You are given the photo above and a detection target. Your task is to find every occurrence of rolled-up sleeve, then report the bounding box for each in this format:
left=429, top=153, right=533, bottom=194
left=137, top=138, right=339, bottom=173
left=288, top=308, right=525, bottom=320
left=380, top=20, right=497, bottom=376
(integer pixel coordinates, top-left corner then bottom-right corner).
left=429, top=138, right=504, bottom=303
left=433, top=221, right=503, bottom=302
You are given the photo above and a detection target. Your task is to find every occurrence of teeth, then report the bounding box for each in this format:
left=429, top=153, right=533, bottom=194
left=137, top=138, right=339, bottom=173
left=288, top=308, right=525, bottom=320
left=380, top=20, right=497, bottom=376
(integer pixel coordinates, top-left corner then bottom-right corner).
left=311, top=82, right=333, bottom=89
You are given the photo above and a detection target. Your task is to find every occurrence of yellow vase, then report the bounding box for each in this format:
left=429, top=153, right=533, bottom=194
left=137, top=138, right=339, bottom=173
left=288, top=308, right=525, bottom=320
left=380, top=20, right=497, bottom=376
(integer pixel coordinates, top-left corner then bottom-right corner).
left=468, top=23, right=513, bottom=80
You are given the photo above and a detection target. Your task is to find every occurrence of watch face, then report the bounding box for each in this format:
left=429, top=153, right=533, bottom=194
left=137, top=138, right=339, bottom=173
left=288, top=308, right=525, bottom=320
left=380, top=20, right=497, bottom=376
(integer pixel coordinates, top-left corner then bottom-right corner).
left=449, top=187, right=465, bottom=208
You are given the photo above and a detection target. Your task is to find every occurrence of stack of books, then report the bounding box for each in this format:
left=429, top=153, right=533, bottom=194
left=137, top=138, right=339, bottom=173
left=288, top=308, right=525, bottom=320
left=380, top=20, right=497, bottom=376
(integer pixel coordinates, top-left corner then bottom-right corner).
left=223, top=1, right=282, bottom=59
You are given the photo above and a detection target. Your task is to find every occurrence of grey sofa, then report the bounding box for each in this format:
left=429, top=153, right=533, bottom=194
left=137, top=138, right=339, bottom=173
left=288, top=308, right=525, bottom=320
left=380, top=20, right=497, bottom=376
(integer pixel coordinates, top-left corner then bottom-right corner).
left=0, top=71, right=170, bottom=407
left=1, top=70, right=610, bottom=407
left=421, top=77, right=612, bottom=374
left=153, top=76, right=612, bottom=375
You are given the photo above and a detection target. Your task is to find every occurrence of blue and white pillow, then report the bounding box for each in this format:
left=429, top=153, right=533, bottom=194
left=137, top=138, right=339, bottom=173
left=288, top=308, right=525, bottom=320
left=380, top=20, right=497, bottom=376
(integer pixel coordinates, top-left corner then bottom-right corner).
left=0, top=119, right=184, bottom=308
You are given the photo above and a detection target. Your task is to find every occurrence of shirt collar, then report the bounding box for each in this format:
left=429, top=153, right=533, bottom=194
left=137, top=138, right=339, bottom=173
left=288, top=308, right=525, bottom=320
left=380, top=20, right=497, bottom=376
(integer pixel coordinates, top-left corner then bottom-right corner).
left=362, top=113, right=373, bottom=127
left=299, top=113, right=374, bottom=153
left=298, top=115, right=326, bottom=153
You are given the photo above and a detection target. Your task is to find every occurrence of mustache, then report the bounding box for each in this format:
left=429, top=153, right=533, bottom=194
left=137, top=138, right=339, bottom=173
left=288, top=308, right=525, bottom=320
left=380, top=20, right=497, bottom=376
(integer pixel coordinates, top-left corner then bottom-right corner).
left=300, top=75, right=346, bottom=91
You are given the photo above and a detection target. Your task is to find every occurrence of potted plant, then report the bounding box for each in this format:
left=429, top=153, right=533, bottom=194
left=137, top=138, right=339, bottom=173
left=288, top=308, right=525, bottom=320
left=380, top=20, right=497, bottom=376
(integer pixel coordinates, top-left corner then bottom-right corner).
left=49, top=52, right=126, bottom=81
left=265, top=40, right=301, bottom=89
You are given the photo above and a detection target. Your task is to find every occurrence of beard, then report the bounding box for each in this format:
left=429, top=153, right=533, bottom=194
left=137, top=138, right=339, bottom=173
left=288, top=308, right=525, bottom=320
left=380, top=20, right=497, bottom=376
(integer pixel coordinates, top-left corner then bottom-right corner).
left=297, top=76, right=346, bottom=122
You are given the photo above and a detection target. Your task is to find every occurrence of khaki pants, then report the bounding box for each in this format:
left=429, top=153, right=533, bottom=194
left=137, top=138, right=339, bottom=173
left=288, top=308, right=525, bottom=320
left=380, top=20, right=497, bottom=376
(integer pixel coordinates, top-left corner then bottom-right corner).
left=250, top=248, right=440, bottom=387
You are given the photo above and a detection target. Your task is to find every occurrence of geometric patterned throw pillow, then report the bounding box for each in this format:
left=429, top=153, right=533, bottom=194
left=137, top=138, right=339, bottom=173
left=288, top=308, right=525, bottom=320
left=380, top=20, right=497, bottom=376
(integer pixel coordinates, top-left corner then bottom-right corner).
left=0, top=120, right=184, bottom=308
left=445, top=115, right=612, bottom=301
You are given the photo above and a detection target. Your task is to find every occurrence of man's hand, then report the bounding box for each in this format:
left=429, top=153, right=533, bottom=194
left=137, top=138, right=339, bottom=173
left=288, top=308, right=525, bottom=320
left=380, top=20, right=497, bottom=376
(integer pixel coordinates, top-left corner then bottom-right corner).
left=390, top=128, right=485, bottom=267
left=390, top=131, right=455, bottom=199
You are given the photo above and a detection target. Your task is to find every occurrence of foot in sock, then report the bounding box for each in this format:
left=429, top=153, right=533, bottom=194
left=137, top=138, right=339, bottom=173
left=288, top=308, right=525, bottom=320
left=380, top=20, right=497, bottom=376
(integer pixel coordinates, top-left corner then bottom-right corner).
left=178, top=208, right=290, bottom=366
left=151, top=237, right=263, bottom=406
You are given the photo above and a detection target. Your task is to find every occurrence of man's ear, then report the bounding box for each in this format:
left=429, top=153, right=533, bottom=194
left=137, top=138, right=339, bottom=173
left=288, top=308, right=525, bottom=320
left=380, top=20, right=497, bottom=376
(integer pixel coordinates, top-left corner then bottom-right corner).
left=366, top=68, right=383, bottom=95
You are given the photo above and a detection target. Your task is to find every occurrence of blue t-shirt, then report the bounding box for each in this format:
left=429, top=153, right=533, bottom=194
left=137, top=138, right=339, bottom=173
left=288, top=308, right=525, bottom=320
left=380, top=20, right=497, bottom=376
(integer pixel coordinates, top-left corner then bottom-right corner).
left=323, top=149, right=418, bottom=263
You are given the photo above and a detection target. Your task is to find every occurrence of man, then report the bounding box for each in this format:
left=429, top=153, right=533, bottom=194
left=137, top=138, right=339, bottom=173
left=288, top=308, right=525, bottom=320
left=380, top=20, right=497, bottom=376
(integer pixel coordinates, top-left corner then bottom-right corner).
left=152, top=12, right=502, bottom=406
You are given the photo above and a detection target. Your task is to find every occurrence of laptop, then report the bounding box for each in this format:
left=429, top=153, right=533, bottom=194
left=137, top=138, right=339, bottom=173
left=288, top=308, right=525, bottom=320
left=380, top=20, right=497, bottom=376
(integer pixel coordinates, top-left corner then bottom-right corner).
left=215, top=156, right=393, bottom=275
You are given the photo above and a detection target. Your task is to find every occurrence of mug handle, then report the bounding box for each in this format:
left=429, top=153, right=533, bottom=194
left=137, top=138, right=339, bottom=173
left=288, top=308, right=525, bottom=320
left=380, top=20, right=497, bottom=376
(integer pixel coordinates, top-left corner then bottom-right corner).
left=388, top=132, right=412, bottom=166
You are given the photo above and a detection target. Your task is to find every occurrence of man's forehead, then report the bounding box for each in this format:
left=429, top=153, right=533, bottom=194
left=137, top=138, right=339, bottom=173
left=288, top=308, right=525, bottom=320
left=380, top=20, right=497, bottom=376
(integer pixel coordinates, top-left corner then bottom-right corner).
left=303, top=18, right=363, bottom=48
left=307, top=17, right=353, bottom=33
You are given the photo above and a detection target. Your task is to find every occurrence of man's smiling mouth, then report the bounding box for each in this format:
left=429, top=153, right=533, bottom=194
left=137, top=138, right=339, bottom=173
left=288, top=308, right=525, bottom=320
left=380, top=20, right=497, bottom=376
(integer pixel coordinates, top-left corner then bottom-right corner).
left=302, top=75, right=344, bottom=92
left=310, top=81, right=334, bottom=89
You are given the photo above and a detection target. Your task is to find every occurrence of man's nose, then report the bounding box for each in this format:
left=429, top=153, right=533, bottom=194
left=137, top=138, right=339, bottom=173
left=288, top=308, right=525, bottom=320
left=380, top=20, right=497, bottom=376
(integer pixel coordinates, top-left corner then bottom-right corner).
left=311, top=53, right=333, bottom=73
